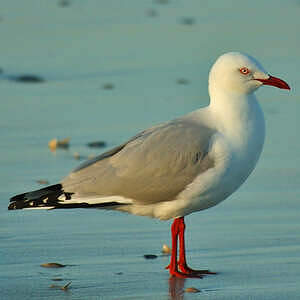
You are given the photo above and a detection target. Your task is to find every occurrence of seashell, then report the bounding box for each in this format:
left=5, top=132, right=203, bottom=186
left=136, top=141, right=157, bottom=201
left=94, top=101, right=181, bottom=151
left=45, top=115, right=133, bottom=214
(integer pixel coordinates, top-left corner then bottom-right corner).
left=184, top=287, right=201, bottom=293
left=40, top=262, right=66, bottom=268
left=161, top=244, right=171, bottom=254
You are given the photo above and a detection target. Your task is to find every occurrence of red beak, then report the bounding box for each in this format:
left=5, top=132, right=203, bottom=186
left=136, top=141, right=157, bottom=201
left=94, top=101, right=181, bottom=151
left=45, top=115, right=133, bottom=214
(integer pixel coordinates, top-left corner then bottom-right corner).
left=256, top=75, right=290, bottom=90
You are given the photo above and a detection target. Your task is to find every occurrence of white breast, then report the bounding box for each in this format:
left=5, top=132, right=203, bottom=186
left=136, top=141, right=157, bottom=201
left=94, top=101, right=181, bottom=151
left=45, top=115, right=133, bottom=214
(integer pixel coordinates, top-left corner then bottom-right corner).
left=176, top=94, right=266, bottom=215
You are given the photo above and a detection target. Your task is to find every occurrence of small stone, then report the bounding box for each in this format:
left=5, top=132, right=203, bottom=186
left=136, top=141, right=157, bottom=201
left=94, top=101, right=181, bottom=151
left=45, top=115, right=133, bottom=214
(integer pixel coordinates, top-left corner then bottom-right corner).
left=58, top=0, right=70, bottom=7
left=36, top=179, right=49, bottom=185
left=51, top=278, right=63, bottom=281
left=180, top=17, right=196, bottom=26
left=13, top=74, right=45, bottom=83
left=73, top=152, right=81, bottom=160
left=184, top=287, right=201, bottom=293
left=48, top=139, right=58, bottom=151
left=57, top=138, right=70, bottom=148
left=115, top=272, right=123, bottom=275
left=73, top=152, right=88, bottom=160
left=48, top=138, right=70, bottom=151
left=176, top=78, right=189, bottom=85
left=146, top=8, right=158, bottom=17
left=143, top=254, right=158, bottom=259
left=40, top=262, right=66, bottom=268
left=87, top=141, right=106, bottom=148
left=102, top=83, right=115, bottom=90
left=161, top=244, right=171, bottom=254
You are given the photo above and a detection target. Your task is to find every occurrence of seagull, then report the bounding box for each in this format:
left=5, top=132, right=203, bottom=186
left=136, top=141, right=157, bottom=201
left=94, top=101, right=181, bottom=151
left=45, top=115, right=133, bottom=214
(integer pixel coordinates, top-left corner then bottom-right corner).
left=8, top=52, right=290, bottom=278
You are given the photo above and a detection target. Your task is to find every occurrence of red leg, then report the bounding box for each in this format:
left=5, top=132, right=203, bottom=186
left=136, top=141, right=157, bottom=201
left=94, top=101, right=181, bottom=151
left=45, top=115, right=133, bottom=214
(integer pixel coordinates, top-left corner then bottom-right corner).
left=166, top=218, right=205, bottom=278
left=177, top=217, right=216, bottom=275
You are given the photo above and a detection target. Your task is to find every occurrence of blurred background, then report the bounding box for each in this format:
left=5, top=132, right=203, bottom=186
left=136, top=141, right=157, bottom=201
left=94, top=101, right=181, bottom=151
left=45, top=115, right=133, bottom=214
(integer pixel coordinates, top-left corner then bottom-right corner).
left=1, top=0, right=299, bottom=299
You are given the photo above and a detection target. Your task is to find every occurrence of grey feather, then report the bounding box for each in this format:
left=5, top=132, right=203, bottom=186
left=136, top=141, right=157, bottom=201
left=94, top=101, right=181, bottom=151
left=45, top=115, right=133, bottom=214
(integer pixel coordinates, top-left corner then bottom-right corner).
left=62, top=118, right=215, bottom=204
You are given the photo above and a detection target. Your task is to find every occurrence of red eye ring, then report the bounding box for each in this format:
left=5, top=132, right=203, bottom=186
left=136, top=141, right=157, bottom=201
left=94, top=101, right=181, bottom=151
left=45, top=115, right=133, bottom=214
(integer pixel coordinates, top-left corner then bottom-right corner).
left=239, top=67, right=250, bottom=75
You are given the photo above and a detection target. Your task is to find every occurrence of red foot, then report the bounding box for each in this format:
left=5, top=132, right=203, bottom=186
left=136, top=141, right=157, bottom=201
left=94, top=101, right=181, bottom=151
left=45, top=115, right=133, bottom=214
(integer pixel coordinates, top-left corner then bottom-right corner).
left=169, top=268, right=204, bottom=279
left=178, top=262, right=217, bottom=275
left=167, top=217, right=217, bottom=279
left=166, top=263, right=216, bottom=277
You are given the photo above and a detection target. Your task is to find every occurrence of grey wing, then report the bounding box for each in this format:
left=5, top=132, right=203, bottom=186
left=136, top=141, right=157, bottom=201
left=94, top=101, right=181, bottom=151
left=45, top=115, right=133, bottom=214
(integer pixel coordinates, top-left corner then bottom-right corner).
left=62, top=119, right=215, bottom=204
left=72, top=130, right=147, bottom=173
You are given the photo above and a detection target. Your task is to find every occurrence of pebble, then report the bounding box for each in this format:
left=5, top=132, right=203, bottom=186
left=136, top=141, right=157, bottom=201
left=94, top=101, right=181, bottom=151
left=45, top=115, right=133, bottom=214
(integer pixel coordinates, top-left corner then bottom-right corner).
left=102, top=83, right=115, bottom=90
left=144, top=254, right=158, bottom=259
left=40, top=262, right=66, bottom=268
left=180, top=17, right=196, bottom=26
left=176, top=78, right=189, bottom=85
left=146, top=8, right=158, bottom=17
left=48, top=138, right=70, bottom=151
left=13, top=74, right=45, bottom=83
left=115, top=272, right=123, bottom=275
left=184, top=287, right=201, bottom=293
left=36, top=179, right=49, bottom=185
left=87, top=141, right=106, bottom=148
left=161, top=244, right=171, bottom=254
left=73, top=152, right=81, bottom=160
left=58, top=0, right=71, bottom=7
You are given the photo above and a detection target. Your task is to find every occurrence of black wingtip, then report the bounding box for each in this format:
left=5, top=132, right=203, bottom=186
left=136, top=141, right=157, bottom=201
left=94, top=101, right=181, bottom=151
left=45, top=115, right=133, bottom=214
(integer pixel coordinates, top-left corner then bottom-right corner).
left=8, top=183, right=128, bottom=211
left=8, top=201, right=27, bottom=210
left=8, top=184, right=63, bottom=210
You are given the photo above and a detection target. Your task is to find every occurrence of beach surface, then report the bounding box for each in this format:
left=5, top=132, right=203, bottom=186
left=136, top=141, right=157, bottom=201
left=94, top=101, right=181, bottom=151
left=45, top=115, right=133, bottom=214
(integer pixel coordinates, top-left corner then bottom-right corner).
left=1, top=0, right=300, bottom=299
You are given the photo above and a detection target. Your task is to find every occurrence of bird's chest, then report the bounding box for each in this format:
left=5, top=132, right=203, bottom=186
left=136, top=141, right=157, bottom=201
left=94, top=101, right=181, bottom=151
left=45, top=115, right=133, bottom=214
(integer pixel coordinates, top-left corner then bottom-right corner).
left=177, top=101, right=266, bottom=213
left=220, top=111, right=266, bottom=194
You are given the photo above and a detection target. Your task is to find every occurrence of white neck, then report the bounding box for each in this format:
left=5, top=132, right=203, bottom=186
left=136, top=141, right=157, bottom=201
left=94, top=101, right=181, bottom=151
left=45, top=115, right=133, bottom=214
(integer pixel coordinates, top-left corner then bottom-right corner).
left=208, top=89, right=265, bottom=152
left=205, top=88, right=266, bottom=196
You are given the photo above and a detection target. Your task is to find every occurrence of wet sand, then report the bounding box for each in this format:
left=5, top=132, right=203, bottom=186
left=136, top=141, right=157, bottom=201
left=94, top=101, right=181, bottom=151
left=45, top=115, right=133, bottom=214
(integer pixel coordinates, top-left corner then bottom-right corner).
left=1, top=0, right=300, bottom=299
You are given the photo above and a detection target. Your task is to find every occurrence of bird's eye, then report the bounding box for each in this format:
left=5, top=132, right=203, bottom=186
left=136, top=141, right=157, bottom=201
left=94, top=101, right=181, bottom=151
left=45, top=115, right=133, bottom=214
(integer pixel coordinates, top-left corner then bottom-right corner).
left=239, top=67, right=250, bottom=75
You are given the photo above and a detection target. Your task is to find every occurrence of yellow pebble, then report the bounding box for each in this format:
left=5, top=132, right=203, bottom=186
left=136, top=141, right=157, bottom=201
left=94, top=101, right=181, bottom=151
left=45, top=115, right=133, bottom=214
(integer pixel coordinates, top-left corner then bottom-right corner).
left=40, top=262, right=66, bottom=268
left=162, top=244, right=171, bottom=254
left=48, top=138, right=58, bottom=151
left=48, top=138, right=70, bottom=151
left=184, top=287, right=201, bottom=293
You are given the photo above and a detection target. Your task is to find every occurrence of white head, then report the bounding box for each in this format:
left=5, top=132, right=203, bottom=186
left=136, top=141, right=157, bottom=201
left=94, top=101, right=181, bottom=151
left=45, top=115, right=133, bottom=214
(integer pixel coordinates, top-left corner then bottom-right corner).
left=209, top=52, right=290, bottom=96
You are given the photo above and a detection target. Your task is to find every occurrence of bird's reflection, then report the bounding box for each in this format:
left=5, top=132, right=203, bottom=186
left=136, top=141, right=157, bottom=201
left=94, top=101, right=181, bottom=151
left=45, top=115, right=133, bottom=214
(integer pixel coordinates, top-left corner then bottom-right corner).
left=168, top=276, right=186, bottom=300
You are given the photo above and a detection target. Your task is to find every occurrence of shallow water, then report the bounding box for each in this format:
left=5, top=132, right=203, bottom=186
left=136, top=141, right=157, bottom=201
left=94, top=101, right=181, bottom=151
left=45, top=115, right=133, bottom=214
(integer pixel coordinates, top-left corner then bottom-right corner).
left=1, top=0, right=300, bottom=299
